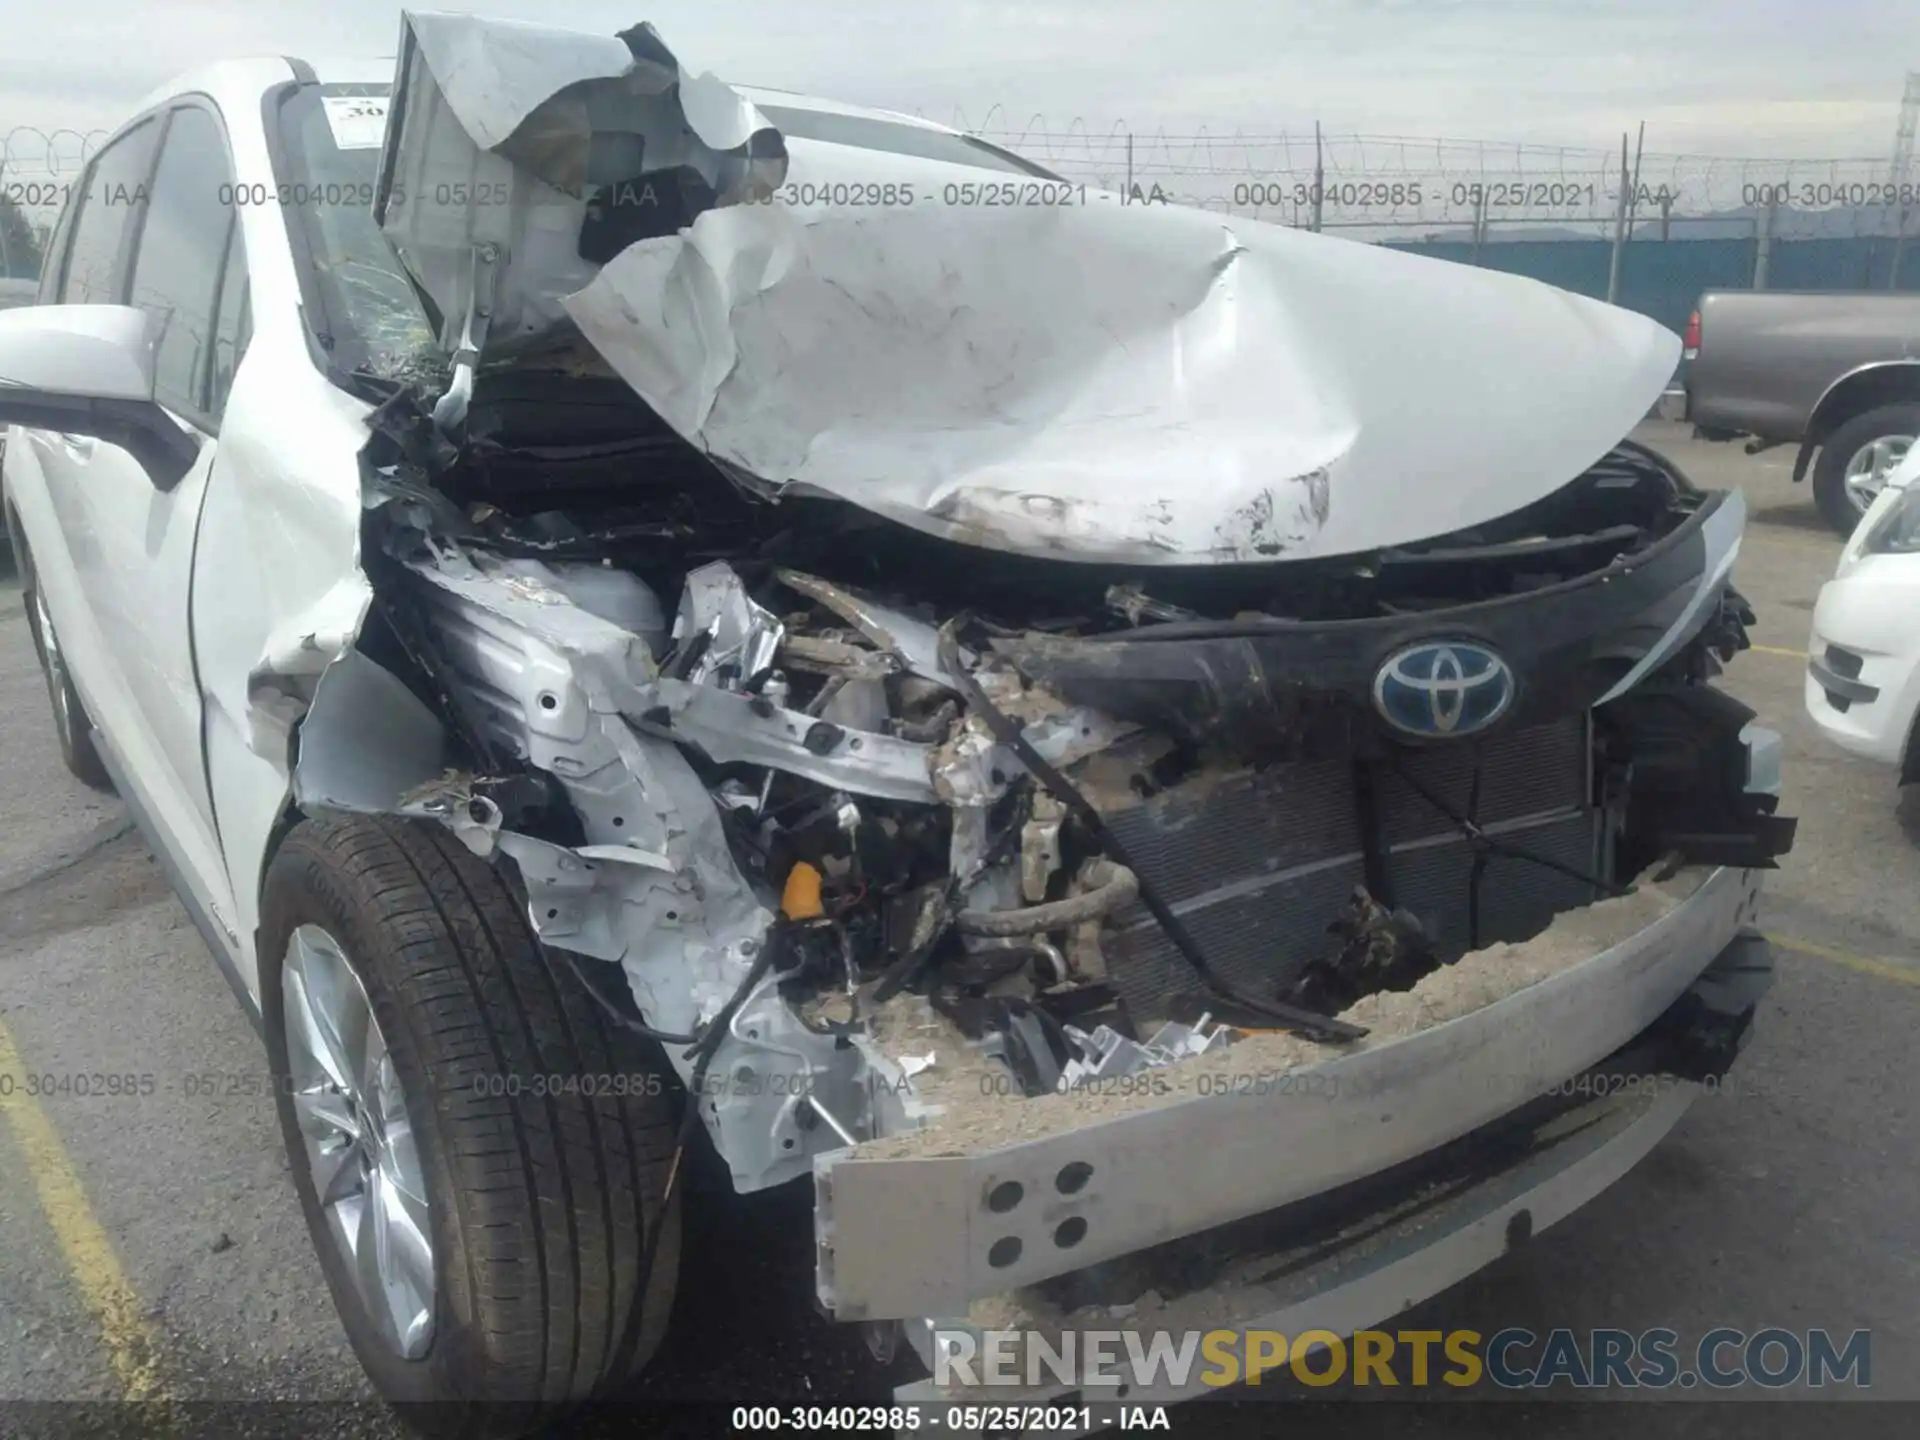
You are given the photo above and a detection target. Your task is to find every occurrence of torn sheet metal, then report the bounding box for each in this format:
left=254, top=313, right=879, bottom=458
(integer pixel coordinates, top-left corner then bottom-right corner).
left=673, top=560, right=784, bottom=689
left=630, top=676, right=940, bottom=804
left=376, top=10, right=785, bottom=360
left=1057, top=1016, right=1234, bottom=1091
left=243, top=575, right=377, bottom=770
left=292, top=649, right=448, bottom=813
left=379, top=13, right=1678, bottom=565
left=775, top=570, right=967, bottom=686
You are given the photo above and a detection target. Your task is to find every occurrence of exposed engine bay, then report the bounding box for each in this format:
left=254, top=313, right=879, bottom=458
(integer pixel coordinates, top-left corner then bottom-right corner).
left=249, top=12, right=1797, bottom=1198
left=290, top=365, right=1796, bottom=1193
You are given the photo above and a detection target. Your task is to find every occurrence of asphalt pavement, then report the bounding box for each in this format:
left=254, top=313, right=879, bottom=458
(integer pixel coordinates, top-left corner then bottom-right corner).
left=0, top=422, right=1916, bottom=1437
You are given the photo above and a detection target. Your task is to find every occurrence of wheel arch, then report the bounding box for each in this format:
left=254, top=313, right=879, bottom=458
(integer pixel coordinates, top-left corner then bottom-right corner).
left=252, top=796, right=308, bottom=943
left=1793, top=366, right=1920, bottom=487
left=1805, top=363, right=1920, bottom=449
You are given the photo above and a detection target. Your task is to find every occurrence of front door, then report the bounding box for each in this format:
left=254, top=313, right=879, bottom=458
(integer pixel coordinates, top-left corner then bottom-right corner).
left=37, top=99, right=252, bottom=946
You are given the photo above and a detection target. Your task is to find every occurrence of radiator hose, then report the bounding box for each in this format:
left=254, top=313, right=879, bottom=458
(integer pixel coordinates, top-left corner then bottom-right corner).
left=954, top=860, right=1139, bottom=935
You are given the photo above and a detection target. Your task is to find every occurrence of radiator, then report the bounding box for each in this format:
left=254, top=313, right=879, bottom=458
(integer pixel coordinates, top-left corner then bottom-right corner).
left=1095, top=716, right=1607, bottom=1020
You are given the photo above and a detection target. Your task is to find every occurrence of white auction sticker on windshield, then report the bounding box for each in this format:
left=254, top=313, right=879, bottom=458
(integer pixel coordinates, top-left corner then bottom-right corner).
left=322, top=95, right=390, bottom=150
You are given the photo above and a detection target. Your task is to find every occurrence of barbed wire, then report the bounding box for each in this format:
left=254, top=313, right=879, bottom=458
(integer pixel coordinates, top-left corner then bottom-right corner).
left=1, top=127, right=113, bottom=244
left=2, top=127, right=112, bottom=169
left=969, top=127, right=1915, bottom=238
left=5, top=117, right=1915, bottom=242
left=951, top=114, right=1915, bottom=239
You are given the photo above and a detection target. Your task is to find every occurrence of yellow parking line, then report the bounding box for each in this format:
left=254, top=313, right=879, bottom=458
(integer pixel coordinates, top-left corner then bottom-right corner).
left=1770, top=934, right=1920, bottom=989
left=1749, top=643, right=1809, bottom=659
left=0, top=1018, right=168, bottom=1401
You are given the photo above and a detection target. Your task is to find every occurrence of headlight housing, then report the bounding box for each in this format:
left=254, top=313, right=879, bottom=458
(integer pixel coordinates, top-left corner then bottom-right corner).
left=1862, top=482, right=1920, bottom=554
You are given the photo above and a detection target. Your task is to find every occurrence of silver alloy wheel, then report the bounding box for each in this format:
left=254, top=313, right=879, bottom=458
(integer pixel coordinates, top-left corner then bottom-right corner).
left=1842, top=434, right=1914, bottom=516
left=31, top=583, right=72, bottom=739
left=282, top=924, right=435, bottom=1359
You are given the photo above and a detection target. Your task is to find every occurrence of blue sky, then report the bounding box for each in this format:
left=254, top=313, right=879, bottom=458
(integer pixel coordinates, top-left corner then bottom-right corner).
left=0, top=0, right=1913, bottom=158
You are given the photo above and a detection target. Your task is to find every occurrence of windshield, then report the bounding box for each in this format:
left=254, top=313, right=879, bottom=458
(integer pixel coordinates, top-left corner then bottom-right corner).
left=273, top=82, right=440, bottom=380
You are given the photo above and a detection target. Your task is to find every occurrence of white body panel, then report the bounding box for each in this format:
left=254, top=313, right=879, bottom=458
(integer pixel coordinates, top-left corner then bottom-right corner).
left=0, top=305, right=162, bottom=396
left=569, top=179, right=1679, bottom=564
left=1, top=57, right=374, bottom=1000
left=1806, top=449, right=1920, bottom=768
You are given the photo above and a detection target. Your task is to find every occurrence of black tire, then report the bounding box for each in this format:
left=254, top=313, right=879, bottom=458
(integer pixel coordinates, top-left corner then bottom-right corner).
left=16, top=535, right=113, bottom=791
left=1812, top=402, right=1920, bottom=538
left=260, top=814, right=683, bottom=1438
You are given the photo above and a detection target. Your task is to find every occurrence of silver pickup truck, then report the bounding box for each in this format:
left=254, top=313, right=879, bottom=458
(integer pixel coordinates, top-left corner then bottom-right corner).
left=1686, top=290, right=1920, bottom=535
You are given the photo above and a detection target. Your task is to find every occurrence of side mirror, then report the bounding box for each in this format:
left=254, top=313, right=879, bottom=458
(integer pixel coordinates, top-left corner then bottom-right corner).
left=0, top=304, right=201, bottom=490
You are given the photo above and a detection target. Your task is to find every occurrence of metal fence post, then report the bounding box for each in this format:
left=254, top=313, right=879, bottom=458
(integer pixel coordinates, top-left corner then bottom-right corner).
left=1753, top=193, right=1776, bottom=289
left=1311, top=122, right=1324, bottom=233
left=1626, top=122, right=1646, bottom=231
left=1606, top=133, right=1630, bottom=303
left=0, top=155, right=12, bottom=280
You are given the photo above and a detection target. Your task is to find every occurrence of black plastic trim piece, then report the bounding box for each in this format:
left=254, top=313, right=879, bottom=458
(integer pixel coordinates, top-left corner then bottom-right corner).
left=1604, top=683, right=1797, bottom=873
left=1002, top=492, right=1727, bottom=751
left=1821, top=644, right=1865, bottom=680
left=1808, top=657, right=1879, bottom=705
left=0, top=393, right=200, bottom=490
left=137, top=96, right=242, bottom=437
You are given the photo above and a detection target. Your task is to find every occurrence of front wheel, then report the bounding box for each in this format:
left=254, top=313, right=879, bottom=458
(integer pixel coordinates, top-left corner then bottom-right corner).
left=260, top=814, right=682, bottom=1437
left=1812, top=402, right=1920, bottom=537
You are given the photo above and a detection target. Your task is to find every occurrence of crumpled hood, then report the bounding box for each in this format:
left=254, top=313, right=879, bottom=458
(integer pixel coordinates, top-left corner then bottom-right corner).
left=380, top=12, right=1680, bottom=565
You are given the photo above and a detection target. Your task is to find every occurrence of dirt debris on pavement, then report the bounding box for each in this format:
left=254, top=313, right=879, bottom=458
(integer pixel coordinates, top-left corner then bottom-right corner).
left=855, top=865, right=1709, bottom=1160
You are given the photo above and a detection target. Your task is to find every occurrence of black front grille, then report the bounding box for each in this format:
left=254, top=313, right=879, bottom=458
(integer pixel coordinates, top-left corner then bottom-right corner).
left=1823, top=645, right=1864, bottom=680
left=1095, top=717, right=1606, bottom=1020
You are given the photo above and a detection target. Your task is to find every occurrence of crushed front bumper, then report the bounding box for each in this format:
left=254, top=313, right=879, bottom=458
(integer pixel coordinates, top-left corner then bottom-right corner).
left=817, top=863, right=1763, bottom=1325
left=888, top=917, right=1773, bottom=1416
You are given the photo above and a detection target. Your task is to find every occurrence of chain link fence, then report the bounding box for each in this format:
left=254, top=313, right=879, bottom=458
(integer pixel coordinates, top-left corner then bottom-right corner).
left=960, top=117, right=1920, bottom=331
left=966, top=122, right=1918, bottom=243
left=5, top=115, right=1915, bottom=325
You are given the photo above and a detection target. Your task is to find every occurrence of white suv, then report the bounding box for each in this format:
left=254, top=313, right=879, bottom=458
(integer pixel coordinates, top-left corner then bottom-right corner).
left=3, top=13, right=1793, bottom=1434
left=1805, top=444, right=1920, bottom=780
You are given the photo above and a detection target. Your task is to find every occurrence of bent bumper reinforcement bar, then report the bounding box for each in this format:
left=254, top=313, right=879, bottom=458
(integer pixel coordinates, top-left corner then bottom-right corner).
left=814, top=864, right=1762, bottom=1321
left=897, top=1082, right=1699, bottom=1419
left=894, top=928, right=1773, bottom=1419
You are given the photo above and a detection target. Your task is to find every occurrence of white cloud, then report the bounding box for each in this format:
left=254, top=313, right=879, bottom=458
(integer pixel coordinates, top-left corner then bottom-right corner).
left=0, top=0, right=1910, bottom=161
